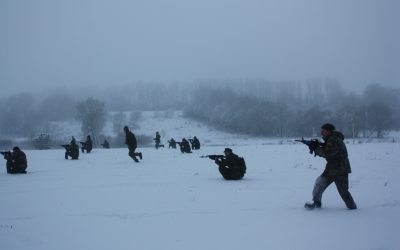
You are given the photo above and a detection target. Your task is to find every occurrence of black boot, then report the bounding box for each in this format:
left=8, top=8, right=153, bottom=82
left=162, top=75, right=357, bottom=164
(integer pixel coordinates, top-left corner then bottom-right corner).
left=347, top=203, right=357, bottom=210
left=304, top=201, right=321, bottom=210
left=139, top=152, right=143, bottom=160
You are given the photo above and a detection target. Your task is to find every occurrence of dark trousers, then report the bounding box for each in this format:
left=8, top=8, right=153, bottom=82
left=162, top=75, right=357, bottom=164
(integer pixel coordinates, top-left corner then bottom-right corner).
left=128, top=147, right=141, bottom=162
left=6, top=161, right=27, bottom=174
left=218, top=166, right=243, bottom=180
left=81, top=147, right=92, bottom=153
left=312, top=174, right=356, bottom=208
left=65, top=151, right=78, bottom=160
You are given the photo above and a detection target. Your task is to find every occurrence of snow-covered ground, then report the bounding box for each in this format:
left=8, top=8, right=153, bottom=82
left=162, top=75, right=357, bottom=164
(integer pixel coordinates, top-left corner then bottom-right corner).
left=0, top=141, right=399, bottom=250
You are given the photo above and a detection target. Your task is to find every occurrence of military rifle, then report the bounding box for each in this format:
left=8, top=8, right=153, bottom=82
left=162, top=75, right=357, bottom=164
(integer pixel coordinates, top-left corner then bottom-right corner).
left=200, top=154, right=225, bottom=160
left=295, top=138, right=324, bottom=156
left=60, top=144, right=70, bottom=150
left=0, top=150, right=12, bottom=160
left=1, top=151, right=11, bottom=156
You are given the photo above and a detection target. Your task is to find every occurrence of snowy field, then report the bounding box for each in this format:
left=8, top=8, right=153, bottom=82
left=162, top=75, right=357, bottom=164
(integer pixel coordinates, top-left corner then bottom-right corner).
left=0, top=142, right=399, bottom=250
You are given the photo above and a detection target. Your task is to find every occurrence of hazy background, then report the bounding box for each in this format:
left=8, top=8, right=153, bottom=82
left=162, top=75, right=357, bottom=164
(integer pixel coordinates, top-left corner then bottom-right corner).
left=0, top=0, right=399, bottom=96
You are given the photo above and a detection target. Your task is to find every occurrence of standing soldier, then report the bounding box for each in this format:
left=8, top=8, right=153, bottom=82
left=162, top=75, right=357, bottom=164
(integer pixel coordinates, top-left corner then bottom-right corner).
left=154, top=131, right=164, bottom=149
left=304, top=123, right=357, bottom=210
left=124, top=126, right=142, bottom=162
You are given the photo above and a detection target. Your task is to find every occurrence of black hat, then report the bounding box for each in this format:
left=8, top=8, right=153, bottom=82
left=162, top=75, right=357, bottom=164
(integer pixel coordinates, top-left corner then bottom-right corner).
left=321, top=123, right=335, bottom=132
left=224, top=148, right=232, bottom=153
left=12, top=146, right=20, bottom=151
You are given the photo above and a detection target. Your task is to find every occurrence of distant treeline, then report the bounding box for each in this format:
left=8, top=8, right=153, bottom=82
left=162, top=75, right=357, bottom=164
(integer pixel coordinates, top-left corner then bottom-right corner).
left=183, top=81, right=400, bottom=138
left=0, top=79, right=399, bottom=139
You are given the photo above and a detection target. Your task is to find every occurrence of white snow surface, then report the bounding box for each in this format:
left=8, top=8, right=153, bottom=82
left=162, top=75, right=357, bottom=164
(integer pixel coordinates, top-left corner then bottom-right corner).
left=1, top=113, right=399, bottom=250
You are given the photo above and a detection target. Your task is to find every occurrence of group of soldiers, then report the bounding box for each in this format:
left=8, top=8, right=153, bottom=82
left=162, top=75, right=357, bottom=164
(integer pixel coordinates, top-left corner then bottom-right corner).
left=133, top=128, right=245, bottom=180
left=165, top=136, right=200, bottom=153
left=152, top=131, right=201, bottom=154
left=62, top=136, right=110, bottom=160
left=2, top=122, right=357, bottom=210
left=63, top=135, right=93, bottom=160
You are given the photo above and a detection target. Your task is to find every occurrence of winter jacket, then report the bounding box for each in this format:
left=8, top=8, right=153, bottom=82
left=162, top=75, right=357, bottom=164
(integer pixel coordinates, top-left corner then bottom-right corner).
left=315, top=131, right=351, bottom=177
left=125, top=131, right=137, bottom=149
left=215, top=153, right=246, bottom=180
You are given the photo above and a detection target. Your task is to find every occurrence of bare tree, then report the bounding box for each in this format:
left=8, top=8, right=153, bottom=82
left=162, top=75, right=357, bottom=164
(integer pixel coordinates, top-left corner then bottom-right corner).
left=76, top=97, right=107, bottom=146
left=365, top=102, right=393, bottom=138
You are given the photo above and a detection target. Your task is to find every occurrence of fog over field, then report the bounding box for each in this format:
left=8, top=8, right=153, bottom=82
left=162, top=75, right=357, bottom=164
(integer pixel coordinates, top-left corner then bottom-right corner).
left=1, top=0, right=399, bottom=96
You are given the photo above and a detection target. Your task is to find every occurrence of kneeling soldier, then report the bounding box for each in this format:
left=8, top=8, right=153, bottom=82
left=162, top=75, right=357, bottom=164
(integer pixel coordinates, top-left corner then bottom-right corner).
left=209, top=148, right=246, bottom=180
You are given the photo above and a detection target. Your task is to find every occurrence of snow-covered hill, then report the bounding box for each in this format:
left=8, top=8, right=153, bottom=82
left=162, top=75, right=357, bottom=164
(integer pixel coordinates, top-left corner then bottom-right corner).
left=49, top=110, right=286, bottom=147
left=39, top=110, right=400, bottom=149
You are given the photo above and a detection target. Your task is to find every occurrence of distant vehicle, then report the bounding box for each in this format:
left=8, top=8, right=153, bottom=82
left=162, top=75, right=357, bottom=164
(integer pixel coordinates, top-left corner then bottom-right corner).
left=32, top=133, right=51, bottom=150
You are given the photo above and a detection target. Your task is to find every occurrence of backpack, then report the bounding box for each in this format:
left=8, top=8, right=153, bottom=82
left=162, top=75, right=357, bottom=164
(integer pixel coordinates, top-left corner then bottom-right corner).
left=238, top=157, right=246, bottom=175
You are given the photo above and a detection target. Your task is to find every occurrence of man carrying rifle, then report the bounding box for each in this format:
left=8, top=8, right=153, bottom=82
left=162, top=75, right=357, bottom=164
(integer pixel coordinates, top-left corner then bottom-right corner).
left=64, top=136, right=79, bottom=160
left=178, top=138, right=192, bottom=153
left=189, top=136, right=200, bottom=150
left=205, top=148, right=246, bottom=180
left=80, top=135, right=93, bottom=153
left=303, top=123, right=357, bottom=210
left=1, top=146, right=27, bottom=174
left=168, top=138, right=177, bottom=149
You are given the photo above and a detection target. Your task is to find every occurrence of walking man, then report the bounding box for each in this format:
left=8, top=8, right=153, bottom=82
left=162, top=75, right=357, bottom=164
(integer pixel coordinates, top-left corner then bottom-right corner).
left=305, top=123, right=357, bottom=210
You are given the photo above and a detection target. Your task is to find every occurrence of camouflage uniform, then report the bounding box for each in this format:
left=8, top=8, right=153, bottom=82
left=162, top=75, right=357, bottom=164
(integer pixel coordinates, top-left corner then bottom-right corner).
left=312, top=131, right=357, bottom=209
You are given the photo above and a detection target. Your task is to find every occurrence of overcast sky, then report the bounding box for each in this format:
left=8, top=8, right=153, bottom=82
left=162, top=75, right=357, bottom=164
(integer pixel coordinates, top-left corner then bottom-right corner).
left=0, top=0, right=399, bottom=96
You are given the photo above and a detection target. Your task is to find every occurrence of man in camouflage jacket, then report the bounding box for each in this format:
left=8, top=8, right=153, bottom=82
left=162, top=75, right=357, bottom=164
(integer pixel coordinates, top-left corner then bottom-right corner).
left=305, top=123, right=357, bottom=210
